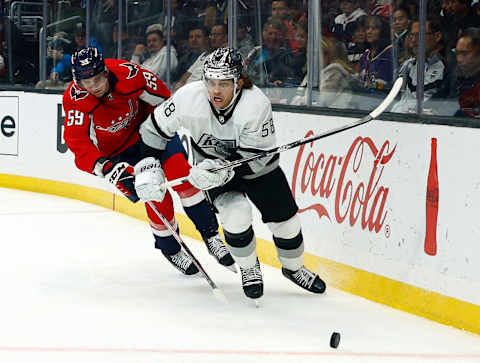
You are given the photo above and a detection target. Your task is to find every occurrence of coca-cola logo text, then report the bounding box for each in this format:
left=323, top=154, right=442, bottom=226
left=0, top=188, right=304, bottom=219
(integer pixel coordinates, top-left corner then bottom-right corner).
left=292, top=131, right=396, bottom=234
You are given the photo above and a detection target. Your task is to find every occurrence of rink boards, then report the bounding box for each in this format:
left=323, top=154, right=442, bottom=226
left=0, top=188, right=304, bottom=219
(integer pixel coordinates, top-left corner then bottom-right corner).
left=0, top=91, right=479, bottom=335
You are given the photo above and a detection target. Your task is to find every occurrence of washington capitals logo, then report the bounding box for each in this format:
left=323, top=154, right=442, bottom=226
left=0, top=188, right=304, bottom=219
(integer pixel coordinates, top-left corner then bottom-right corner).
left=120, top=62, right=139, bottom=79
left=95, top=99, right=138, bottom=133
left=70, top=84, right=89, bottom=101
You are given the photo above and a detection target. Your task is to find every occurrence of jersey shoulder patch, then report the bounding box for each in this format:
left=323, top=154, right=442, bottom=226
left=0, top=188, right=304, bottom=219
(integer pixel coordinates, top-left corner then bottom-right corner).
left=106, top=59, right=145, bottom=94
left=69, top=83, right=89, bottom=101
left=63, top=82, right=98, bottom=111
left=119, top=62, right=140, bottom=79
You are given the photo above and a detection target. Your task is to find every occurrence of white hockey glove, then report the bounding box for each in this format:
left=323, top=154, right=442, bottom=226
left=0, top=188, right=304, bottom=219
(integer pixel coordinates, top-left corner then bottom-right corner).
left=134, top=157, right=167, bottom=202
left=188, top=159, right=235, bottom=190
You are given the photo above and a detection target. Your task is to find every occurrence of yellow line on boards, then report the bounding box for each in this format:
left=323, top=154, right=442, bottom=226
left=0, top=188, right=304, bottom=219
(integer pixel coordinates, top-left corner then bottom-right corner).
left=0, top=173, right=478, bottom=335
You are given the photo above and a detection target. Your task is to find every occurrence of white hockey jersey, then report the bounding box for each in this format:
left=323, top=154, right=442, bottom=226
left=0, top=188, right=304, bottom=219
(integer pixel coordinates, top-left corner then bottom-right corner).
left=140, top=81, right=279, bottom=179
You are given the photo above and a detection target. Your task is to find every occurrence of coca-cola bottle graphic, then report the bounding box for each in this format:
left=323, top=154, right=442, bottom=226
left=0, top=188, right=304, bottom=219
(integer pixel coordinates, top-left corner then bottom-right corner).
left=425, top=138, right=439, bottom=256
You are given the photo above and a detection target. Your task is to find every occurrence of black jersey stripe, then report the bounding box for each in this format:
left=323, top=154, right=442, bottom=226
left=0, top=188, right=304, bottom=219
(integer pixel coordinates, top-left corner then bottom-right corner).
left=150, top=112, right=174, bottom=141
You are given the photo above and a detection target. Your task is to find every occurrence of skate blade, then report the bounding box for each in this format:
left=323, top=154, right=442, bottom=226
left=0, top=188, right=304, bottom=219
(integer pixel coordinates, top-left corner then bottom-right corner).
left=212, top=287, right=228, bottom=304
left=225, top=263, right=238, bottom=273
left=246, top=297, right=262, bottom=308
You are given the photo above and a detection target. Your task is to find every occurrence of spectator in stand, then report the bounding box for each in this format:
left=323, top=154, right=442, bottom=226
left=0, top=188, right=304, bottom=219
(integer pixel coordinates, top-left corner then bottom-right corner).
left=402, top=0, right=419, bottom=18
left=441, top=0, right=480, bottom=50
left=317, top=37, right=357, bottom=108
left=245, top=18, right=296, bottom=87
left=173, top=23, right=227, bottom=91
left=331, top=0, right=367, bottom=45
left=131, top=24, right=178, bottom=81
left=347, top=17, right=368, bottom=69
left=287, top=20, right=308, bottom=86
left=92, top=0, right=116, bottom=55
left=46, top=24, right=104, bottom=86
left=237, top=17, right=255, bottom=58
left=235, top=0, right=266, bottom=36
left=204, top=0, right=228, bottom=29
left=322, top=0, right=340, bottom=37
left=357, top=15, right=394, bottom=92
left=454, top=27, right=480, bottom=118
left=291, top=37, right=357, bottom=107
left=104, top=21, right=139, bottom=59
left=180, top=0, right=211, bottom=33
left=270, top=0, right=298, bottom=52
left=34, top=34, right=70, bottom=89
left=397, top=21, right=416, bottom=65
left=155, top=0, right=193, bottom=53
left=391, top=18, right=448, bottom=114
left=391, top=6, right=411, bottom=71
left=43, top=35, right=72, bottom=87
left=288, top=0, right=308, bottom=23
left=209, top=23, right=229, bottom=50
left=441, top=0, right=453, bottom=18
left=72, top=22, right=103, bottom=54
left=173, top=25, right=210, bottom=83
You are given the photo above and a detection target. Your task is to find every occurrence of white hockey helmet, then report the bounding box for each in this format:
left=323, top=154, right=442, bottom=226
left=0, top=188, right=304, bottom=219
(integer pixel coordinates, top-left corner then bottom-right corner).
left=203, top=47, right=244, bottom=82
left=203, top=48, right=245, bottom=110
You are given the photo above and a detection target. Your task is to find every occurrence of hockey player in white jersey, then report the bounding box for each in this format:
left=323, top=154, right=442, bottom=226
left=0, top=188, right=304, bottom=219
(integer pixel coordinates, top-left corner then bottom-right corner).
left=136, top=47, right=326, bottom=300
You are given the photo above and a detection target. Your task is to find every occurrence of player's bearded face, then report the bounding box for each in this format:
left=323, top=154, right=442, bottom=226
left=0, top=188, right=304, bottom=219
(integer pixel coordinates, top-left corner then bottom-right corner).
left=206, top=78, right=236, bottom=109
left=79, top=72, right=109, bottom=97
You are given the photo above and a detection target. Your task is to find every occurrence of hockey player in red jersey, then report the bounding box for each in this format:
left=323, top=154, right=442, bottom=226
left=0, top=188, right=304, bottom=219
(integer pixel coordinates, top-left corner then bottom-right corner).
left=62, top=46, right=235, bottom=274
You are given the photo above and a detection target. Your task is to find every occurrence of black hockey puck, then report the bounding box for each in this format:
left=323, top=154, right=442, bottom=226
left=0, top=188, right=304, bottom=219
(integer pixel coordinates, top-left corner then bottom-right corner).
left=330, top=332, right=341, bottom=348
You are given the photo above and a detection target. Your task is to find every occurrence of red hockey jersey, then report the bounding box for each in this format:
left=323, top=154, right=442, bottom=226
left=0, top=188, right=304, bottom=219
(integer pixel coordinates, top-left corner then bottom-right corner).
left=63, top=58, right=170, bottom=174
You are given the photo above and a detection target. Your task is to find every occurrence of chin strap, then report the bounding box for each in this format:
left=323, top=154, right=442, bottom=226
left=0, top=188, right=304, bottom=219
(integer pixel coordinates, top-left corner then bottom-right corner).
left=217, top=78, right=240, bottom=111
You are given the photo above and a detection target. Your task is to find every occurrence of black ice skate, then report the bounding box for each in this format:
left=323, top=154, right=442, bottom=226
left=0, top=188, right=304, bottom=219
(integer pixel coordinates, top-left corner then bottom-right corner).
left=163, top=249, right=199, bottom=275
left=282, top=266, right=326, bottom=293
left=240, top=259, right=263, bottom=299
left=205, top=234, right=237, bottom=273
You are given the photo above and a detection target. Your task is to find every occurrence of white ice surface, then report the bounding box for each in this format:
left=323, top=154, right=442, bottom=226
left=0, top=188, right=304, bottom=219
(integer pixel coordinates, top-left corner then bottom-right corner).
left=0, top=187, right=479, bottom=363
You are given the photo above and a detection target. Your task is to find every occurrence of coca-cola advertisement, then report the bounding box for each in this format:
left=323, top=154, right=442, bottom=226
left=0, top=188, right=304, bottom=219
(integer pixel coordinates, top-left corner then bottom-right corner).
left=291, top=130, right=396, bottom=235
left=272, top=112, right=480, bottom=308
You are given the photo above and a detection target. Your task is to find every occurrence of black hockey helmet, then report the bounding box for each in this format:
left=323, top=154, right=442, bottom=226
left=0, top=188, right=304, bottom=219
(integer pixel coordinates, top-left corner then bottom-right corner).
left=71, top=46, right=106, bottom=82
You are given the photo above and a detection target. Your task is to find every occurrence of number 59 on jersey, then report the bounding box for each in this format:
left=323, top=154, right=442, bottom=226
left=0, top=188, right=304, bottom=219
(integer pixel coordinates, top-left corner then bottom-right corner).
left=67, top=110, right=84, bottom=126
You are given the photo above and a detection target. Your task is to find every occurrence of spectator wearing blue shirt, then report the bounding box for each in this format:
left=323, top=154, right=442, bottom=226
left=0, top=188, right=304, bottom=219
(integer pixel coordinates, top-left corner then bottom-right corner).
left=46, top=35, right=72, bottom=82
left=50, top=23, right=103, bottom=83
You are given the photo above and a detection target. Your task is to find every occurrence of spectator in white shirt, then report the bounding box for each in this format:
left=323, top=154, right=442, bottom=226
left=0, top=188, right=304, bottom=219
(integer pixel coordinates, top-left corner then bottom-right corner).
left=131, top=24, right=178, bottom=81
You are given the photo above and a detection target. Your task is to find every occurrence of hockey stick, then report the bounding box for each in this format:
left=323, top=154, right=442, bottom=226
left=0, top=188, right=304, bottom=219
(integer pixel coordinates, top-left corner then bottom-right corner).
left=164, top=77, right=404, bottom=188
left=146, top=201, right=228, bottom=303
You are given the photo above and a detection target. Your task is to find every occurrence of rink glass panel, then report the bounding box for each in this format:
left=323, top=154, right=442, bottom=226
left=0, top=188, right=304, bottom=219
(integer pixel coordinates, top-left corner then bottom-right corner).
left=0, top=0, right=478, bottom=126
